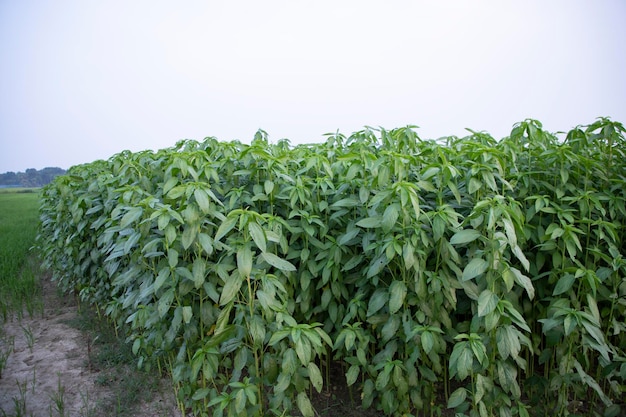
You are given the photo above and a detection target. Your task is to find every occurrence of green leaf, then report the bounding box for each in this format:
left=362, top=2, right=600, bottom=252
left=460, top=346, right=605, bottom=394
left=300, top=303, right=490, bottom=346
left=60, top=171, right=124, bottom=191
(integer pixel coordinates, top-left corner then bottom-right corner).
left=388, top=280, right=407, bottom=315
left=261, top=252, right=296, bottom=272
left=307, top=362, right=323, bottom=392
left=375, top=367, right=391, bottom=390
left=497, top=361, right=520, bottom=398
left=367, top=288, right=388, bottom=317
left=367, top=255, right=389, bottom=279
left=274, top=373, right=290, bottom=393
left=553, top=273, right=575, bottom=296
left=249, top=315, right=266, bottom=346
left=192, top=258, right=206, bottom=289
left=182, top=225, right=197, bottom=250
left=477, top=289, right=499, bottom=317
left=132, top=338, right=141, bottom=355
left=450, top=342, right=473, bottom=380
left=381, top=315, right=400, bottom=343
left=182, top=306, right=192, bottom=323
left=237, top=244, right=253, bottom=278
left=294, top=336, right=312, bottom=365
left=346, top=365, right=360, bottom=386
left=503, top=301, right=531, bottom=332
left=502, top=217, right=517, bottom=247
left=330, top=197, right=360, bottom=208
left=462, top=257, right=488, bottom=281
left=268, top=329, right=290, bottom=347
left=450, top=229, right=482, bottom=245
left=158, top=288, right=174, bottom=317
left=194, top=188, right=210, bottom=213
left=573, top=360, right=612, bottom=406
left=154, top=268, right=170, bottom=292
left=120, top=207, right=143, bottom=228
left=341, top=255, right=363, bottom=272
left=497, top=325, right=521, bottom=360
left=356, top=217, right=382, bottom=228
left=447, top=387, right=467, bottom=408
left=475, top=373, right=492, bottom=404
left=220, top=272, right=243, bottom=306
left=508, top=266, right=533, bottom=299
left=421, top=331, right=434, bottom=354
left=191, top=387, right=210, bottom=401
left=338, top=227, right=360, bottom=246
left=198, top=232, right=213, bottom=255
left=296, top=392, right=315, bottom=417
left=248, top=222, right=267, bottom=253
left=162, top=177, right=178, bottom=195
left=382, top=204, right=400, bottom=232
left=215, top=215, right=238, bottom=242
left=257, top=289, right=281, bottom=312
left=512, top=244, right=530, bottom=272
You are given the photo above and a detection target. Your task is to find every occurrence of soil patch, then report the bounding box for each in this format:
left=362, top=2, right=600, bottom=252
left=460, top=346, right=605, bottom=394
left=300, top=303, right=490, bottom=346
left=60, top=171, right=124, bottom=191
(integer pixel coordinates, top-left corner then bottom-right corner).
left=0, top=276, right=179, bottom=417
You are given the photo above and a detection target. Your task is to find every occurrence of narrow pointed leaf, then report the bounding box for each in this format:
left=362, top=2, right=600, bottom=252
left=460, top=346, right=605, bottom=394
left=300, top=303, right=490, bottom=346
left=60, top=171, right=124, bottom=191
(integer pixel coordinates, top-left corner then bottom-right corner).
left=450, top=229, right=482, bottom=245
left=261, top=252, right=296, bottom=272
left=248, top=222, right=267, bottom=252
left=388, top=280, right=407, bottom=315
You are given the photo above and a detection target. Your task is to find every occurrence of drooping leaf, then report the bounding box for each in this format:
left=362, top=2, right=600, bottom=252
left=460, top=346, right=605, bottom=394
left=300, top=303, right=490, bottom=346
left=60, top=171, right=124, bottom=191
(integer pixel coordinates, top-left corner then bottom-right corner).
left=220, top=272, right=243, bottom=305
left=553, top=273, right=576, bottom=296
left=510, top=266, right=534, bottom=299
left=367, top=288, right=388, bottom=317
left=477, top=289, right=499, bottom=317
left=194, top=188, right=210, bottom=213
left=346, top=364, right=360, bottom=386
left=357, top=216, right=382, bottom=228
left=388, top=280, right=407, bottom=315
left=462, top=257, right=488, bottom=281
left=382, top=204, right=400, bottom=232
left=248, top=221, right=267, bottom=253
left=215, top=215, right=238, bottom=242
left=192, top=258, right=206, bottom=289
left=261, top=252, right=296, bottom=272
left=450, top=229, right=482, bottom=245
left=237, top=244, right=253, bottom=279
left=296, top=392, right=315, bottom=417
left=182, top=305, right=192, bottom=323
left=120, top=206, right=143, bottom=228
left=447, top=387, right=467, bottom=409
left=154, top=267, right=170, bottom=292
left=308, top=362, right=323, bottom=392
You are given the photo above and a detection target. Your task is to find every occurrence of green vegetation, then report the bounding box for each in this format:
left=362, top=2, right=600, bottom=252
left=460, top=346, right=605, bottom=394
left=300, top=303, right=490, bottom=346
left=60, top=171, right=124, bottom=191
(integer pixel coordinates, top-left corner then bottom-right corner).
left=38, top=118, right=626, bottom=416
left=0, top=167, right=66, bottom=188
left=0, top=190, right=41, bottom=320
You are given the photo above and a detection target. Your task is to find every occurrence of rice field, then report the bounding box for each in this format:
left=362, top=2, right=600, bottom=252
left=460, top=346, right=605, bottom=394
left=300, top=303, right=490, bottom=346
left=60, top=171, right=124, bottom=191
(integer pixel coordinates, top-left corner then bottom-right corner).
left=0, top=189, right=41, bottom=319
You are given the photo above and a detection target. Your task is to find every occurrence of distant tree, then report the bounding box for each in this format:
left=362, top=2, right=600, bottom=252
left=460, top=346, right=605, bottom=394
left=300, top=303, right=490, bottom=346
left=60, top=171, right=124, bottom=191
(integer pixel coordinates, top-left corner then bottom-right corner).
left=0, top=167, right=66, bottom=187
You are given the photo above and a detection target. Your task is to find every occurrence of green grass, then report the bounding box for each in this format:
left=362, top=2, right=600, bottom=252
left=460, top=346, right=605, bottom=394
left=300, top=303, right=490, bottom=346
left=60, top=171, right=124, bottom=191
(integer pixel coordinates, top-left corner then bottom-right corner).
left=0, top=190, right=41, bottom=320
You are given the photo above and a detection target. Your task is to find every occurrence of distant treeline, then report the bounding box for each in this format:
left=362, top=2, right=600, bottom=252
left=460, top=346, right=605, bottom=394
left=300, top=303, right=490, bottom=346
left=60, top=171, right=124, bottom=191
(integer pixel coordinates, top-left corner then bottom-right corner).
left=0, top=167, right=66, bottom=188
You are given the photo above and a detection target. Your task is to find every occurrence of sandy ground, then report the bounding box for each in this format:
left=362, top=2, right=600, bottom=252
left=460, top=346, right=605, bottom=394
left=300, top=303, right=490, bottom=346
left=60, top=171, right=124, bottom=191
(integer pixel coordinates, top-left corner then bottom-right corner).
left=0, top=278, right=179, bottom=417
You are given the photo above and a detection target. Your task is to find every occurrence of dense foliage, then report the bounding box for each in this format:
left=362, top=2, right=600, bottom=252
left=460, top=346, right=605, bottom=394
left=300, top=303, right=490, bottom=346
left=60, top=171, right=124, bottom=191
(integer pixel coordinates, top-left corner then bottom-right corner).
left=38, top=119, right=625, bottom=416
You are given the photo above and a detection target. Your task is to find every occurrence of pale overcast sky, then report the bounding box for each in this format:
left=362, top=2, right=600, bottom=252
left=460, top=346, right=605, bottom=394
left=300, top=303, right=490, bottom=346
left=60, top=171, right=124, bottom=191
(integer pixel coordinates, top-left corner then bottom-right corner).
left=1, top=1, right=625, bottom=172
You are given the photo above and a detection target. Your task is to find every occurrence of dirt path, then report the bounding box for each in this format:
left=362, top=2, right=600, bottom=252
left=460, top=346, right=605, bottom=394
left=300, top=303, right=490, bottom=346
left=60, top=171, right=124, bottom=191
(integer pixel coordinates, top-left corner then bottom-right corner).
left=0, top=277, right=179, bottom=417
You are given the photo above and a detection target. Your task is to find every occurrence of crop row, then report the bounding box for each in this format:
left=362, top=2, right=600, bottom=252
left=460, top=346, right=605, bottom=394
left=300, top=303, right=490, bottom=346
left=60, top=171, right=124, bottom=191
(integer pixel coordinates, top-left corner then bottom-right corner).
left=38, top=119, right=626, bottom=416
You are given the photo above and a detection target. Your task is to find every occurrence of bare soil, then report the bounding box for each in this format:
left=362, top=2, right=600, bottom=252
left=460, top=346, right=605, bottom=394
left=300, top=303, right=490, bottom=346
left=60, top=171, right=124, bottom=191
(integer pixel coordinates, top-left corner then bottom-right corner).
left=0, top=276, right=179, bottom=417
